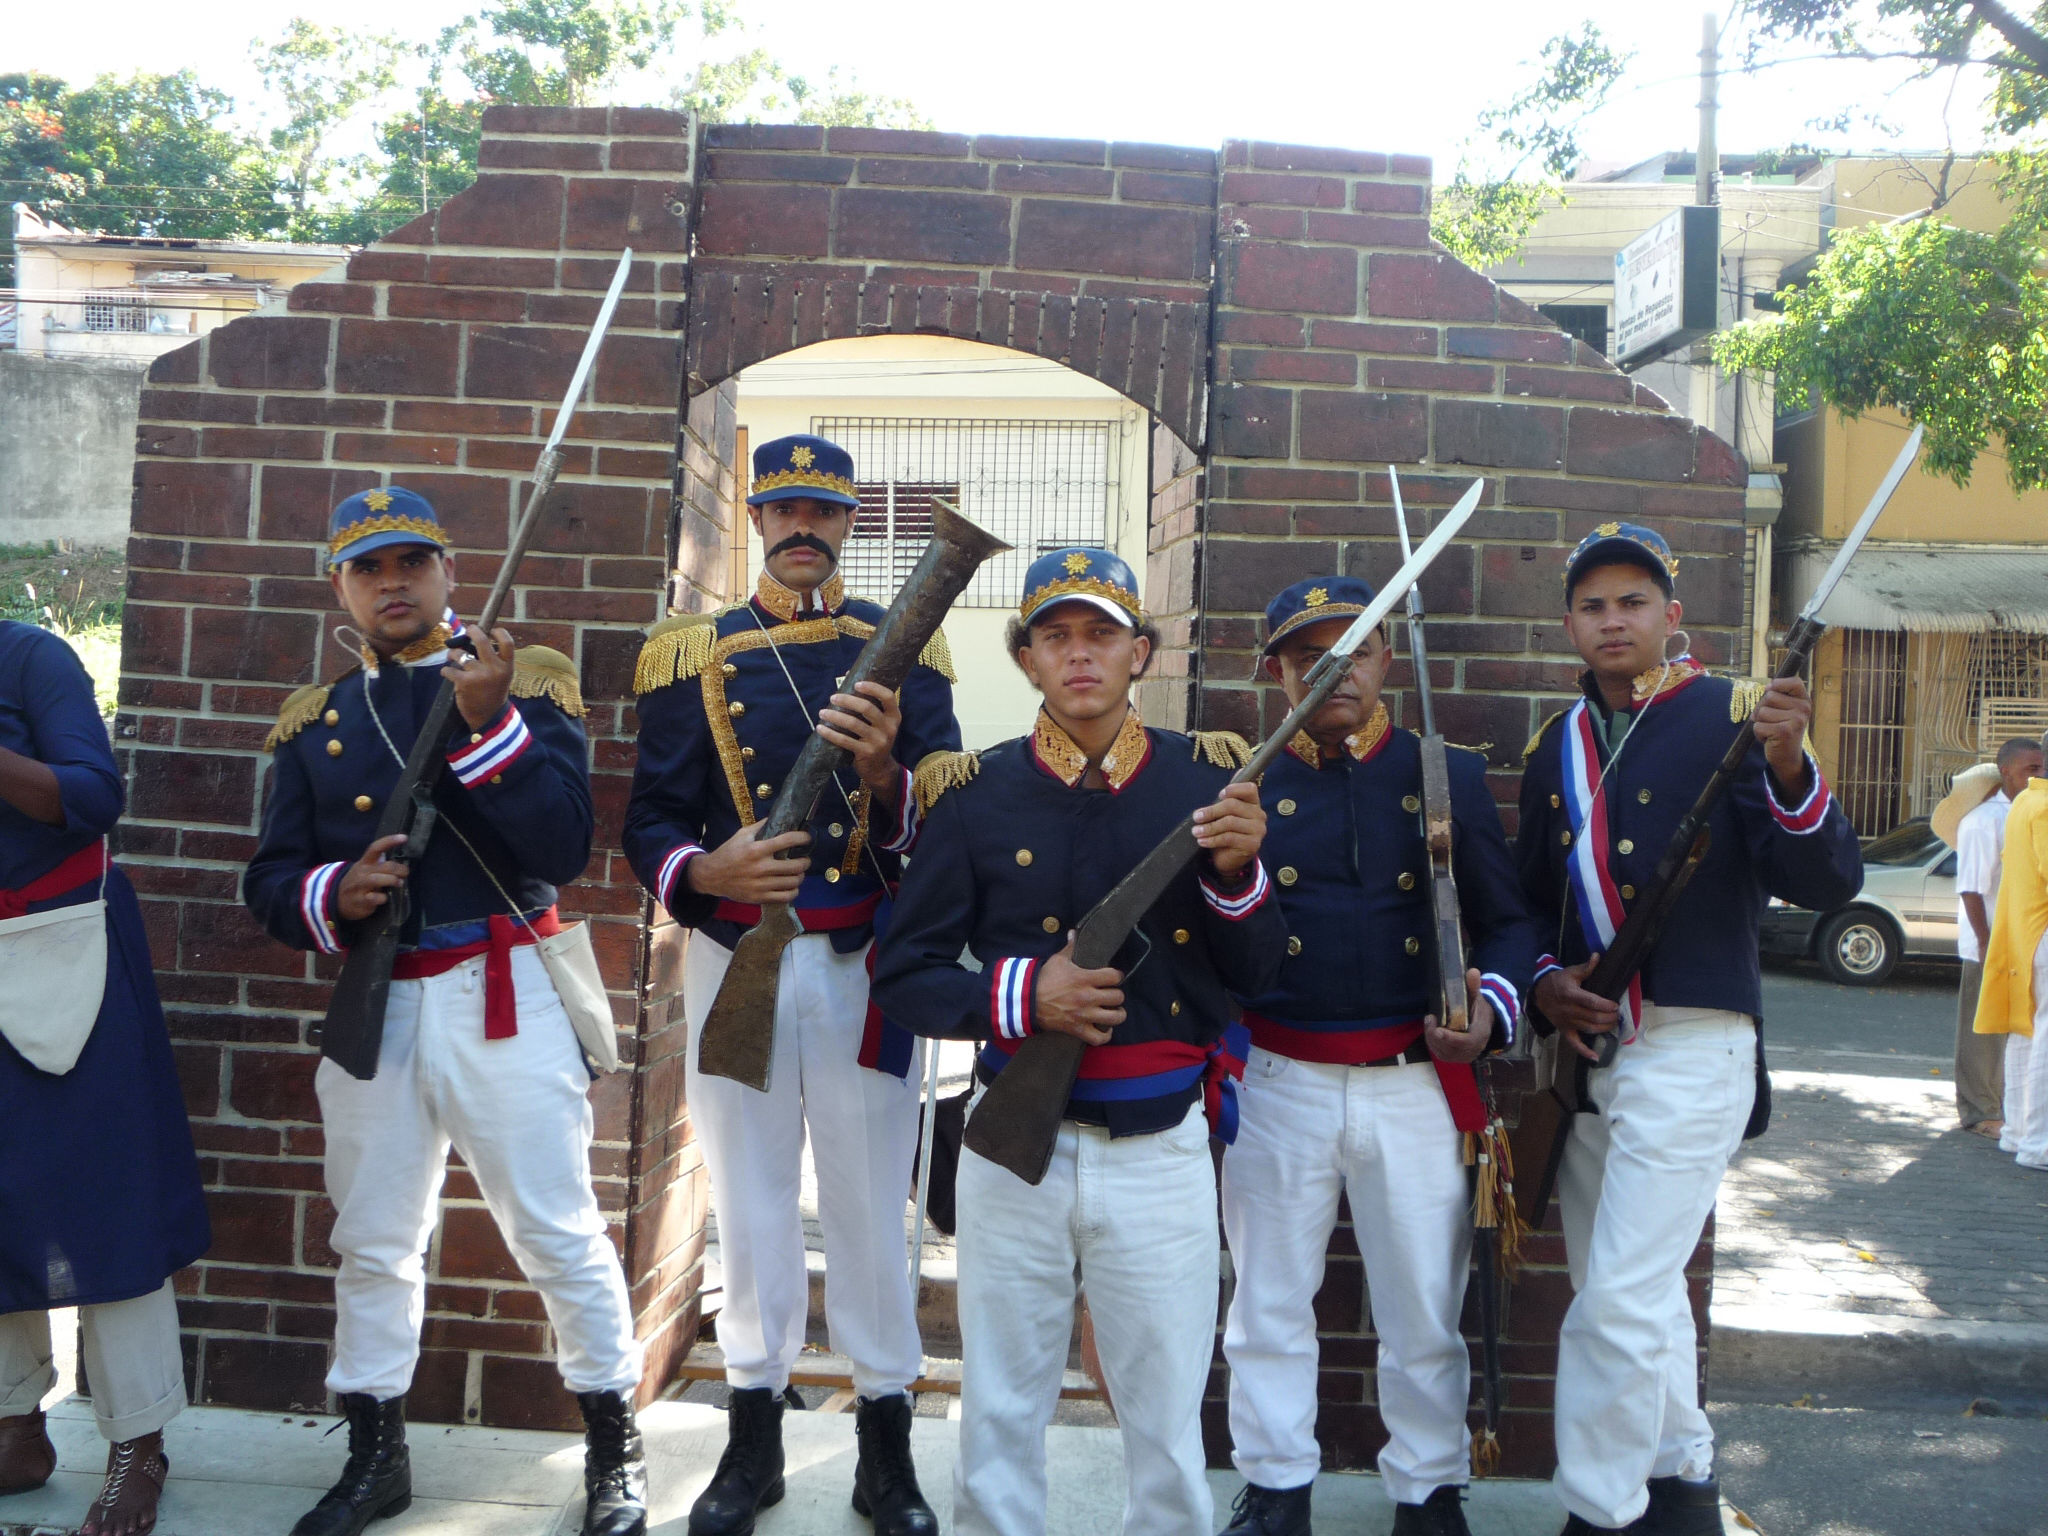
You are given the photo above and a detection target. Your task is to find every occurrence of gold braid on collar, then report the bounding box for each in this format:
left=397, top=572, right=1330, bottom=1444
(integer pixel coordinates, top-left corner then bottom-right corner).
left=755, top=570, right=845, bottom=622
left=1033, top=706, right=1149, bottom=790
left=1283, top=702, right=1392, bottom=767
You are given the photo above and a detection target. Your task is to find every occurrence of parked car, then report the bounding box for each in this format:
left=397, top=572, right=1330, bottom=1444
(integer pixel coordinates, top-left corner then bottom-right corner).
left=1758, top=816, right=1959, bottom=985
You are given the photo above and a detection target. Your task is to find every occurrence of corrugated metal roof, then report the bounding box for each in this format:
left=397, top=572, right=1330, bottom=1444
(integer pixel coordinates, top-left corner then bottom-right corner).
left=1779, top=541, right=2048, bottom=632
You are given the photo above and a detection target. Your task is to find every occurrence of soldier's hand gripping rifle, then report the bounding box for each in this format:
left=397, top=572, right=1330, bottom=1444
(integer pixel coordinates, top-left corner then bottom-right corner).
left=963, top=479, right=1486, bottom=1186
left=1521, top=423, right=1925, bottom=1228
left=695, top=500, right=1011, bottom=1092
left=318, top=249, right=636, bottom=1082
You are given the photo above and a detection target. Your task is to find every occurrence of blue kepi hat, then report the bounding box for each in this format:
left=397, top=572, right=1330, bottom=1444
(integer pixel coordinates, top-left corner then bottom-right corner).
left=747, top=434, right=860, bottom=509
left=1564, top=521, right=1678, bottom=596
left=1263, top=575, right=1378, bottom=655
left=1018, top=547, right=1143, bottom=628
left=327, top=486, right=450, bottom=568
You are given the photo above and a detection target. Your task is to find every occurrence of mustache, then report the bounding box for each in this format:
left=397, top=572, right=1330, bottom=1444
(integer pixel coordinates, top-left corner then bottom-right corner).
left=768, top=532, right=837, bottom=563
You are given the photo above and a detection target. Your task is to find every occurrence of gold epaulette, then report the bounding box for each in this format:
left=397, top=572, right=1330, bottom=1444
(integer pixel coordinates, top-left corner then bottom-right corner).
left=913, top=749, right=980, bottom=814
left=634, top=608, right=727, bottom=695
left=1728, top=675, right=1770, bottom=722
left=266, top=683, right=331, bottom=753
left=917, top=627, right=957, bottom=684
left=1192, top=730, right=1255, bottom=770
left=512, top=646, right=585, bottom=718
left=1524, top=710, right=1565, bottom=762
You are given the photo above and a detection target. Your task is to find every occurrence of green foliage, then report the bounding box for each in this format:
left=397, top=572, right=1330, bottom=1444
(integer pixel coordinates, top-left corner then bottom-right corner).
left=253, top=19, right=402, bottom=227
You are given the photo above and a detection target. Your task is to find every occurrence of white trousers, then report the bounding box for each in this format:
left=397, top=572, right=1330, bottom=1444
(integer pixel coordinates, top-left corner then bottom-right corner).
left=1998, top=935, right=2048, bottom=1168
left=953, top=1101, right=1219, bottom=1536
left=0, top=1281, right=184, bottom=1442
left=316, top=946, right=641, bottom=1401
left=1554, top=1006, right=1756, bottom=1530
left=1221, top=1053, right=1471, bottom=1503
left=683, top=932, right=922, bottom=1398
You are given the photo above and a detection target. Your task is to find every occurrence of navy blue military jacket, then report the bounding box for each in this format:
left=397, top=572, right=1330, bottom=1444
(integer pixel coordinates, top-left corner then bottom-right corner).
left=244, top=629, right=593, bottom=955
left=1517, top=663, right=1862, bottom=1022
left=622, top=572, right=960, bottom=955
left=872, top=707, right=1287, bottom=1137
left=1240, top=708, right=1538, bottom=1060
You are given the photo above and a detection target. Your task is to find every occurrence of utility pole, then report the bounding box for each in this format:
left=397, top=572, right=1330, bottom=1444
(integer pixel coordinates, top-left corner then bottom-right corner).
left=1697, top=12, right=1718, bottom=206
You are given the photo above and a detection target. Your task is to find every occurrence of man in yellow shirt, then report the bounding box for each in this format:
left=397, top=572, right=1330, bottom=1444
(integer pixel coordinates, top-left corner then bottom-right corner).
left=1973, top=738, right=2048, bottom=1171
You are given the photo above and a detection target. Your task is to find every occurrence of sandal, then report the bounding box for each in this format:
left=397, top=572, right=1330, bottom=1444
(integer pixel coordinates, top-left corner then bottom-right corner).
left=1968, top=1120, right=2005, bottom=1139
left=78, top=1431, right=168, bottom=1536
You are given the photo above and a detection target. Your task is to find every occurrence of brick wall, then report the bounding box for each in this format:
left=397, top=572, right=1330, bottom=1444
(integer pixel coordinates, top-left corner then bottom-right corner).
left=122, top=113, right=1743, bottom=1460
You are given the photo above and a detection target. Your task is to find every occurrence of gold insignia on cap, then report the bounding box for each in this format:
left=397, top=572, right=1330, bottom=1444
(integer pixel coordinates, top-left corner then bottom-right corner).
left=790, top=445, right=816, bottom=469
left=1305, top=587, right=1328, bottom=607
left=365, top=489, right=394, bottom=512
left=1595, top=521, right=1620, bottom=537
left=1063, top=552, right=1090, bottom=575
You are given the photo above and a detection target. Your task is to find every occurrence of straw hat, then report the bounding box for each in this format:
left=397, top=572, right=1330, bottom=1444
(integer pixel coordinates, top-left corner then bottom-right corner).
left=1933, top=762, right=2003, bottom=848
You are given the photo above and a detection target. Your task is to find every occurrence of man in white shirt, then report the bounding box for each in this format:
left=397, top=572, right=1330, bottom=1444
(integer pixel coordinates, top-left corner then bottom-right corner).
left=1955, top=739, right=2044, bottom=1136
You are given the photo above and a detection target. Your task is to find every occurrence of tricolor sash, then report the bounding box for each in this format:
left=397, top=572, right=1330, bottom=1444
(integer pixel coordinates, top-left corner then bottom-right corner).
left=980, top=1020, right=1252, bottom=1142
left=1561, top=700, right=1643, bottom=1043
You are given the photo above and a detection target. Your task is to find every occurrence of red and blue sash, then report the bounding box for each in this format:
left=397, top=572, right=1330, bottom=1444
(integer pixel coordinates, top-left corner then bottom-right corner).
left=979, top=1019, right=1252, bottom=1142
left=1560, top=700, right=1642, bottom=1043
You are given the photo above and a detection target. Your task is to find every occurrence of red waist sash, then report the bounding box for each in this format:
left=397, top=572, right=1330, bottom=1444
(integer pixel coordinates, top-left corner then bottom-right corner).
left=1241, top=1009, right=1485, bottom=1133
left=390, top=907, right=561, bottom=1040
left=0, top=839, right=106, bottom=921
left=712, top=890, right=885, bottom=932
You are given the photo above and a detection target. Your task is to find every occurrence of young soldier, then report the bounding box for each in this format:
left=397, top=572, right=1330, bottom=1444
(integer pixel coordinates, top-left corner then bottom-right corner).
left=1517, top=524, right=1860, bottom=1536
left=1220, top=577, right=1538, bottom=1536
left=872, top=547, right=1283, bottom=1536
left=244, top=487, right=648, bottom=1536
left=624, top=434, right=956, bottom=1536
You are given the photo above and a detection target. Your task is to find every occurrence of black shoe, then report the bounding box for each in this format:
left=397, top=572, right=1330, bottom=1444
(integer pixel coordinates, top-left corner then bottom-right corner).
left=1392, top=1484, right=1472, bottom=1536
left=289, top=1393, right=412, bottom=1536
left=687, top=1386, right=785, bottom=1536
left=1559, top=1517, right=1630, bottom=1535
left=1633, top=1474, right=1722, bottom=1535
left=1222, top=1480, right=1313, bottom=1536
left=850, top=1393, right=936, bottom=1535
left=577, top=1390, right=649, bottom=1536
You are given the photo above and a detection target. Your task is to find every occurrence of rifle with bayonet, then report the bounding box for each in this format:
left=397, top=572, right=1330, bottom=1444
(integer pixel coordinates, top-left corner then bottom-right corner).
left=961, top=478, right=1486, bottom=1186
left=318, top=249, right=637, bottom=1082
left=1520, top=422, right=1926, bottom=1230
left=695, top=499, right=1011, bottom=1091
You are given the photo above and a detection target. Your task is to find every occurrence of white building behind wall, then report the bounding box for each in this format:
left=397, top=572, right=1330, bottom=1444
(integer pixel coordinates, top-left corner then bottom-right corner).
left=735, top=336, right=1151, bottom=749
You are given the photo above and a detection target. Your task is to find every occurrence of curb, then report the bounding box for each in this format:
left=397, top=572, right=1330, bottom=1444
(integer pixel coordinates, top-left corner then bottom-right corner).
left=1710, top=1304, right=2048, bottom=1407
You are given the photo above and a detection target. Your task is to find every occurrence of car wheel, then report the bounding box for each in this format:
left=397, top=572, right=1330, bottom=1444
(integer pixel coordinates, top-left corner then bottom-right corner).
left=1817, top=908, right=1899, bottom=986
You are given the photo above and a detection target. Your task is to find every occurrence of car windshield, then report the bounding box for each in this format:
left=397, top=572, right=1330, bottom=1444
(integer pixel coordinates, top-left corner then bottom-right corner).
left=1862, top=818, right=1941, bottom=866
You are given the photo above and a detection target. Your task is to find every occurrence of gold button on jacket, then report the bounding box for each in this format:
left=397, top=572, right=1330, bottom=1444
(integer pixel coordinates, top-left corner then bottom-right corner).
left=1397, top=871, right=1416, bottom=891
left=824, top=867, right=841, bottom=883
left=1286, top=936, right=1302, bottom=956
left=1404, top=936, right=1420, bottom=955
left=1042, top=915, right=1061, bottom=933
left=354, top=795, right=373, bottom=812
left=1277, top=866, right=1298, bottom=886
left=1173, top=929, right=1190, bottom=945
left=728, top=701, right=745, bottom=718
left=323, top=709, right=340, bottom=727
left=1277, top=799, right=1297, bottom=816
left=1015, top=849, right=1033, bottom=867
left=1617, top=838, right=1635, bottom=855
left=1401, top=794, right=1420, bottom=813
left=326, top=739, right=343, bottom=757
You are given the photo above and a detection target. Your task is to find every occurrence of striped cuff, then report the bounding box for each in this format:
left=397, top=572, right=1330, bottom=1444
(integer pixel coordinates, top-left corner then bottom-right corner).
left=989, top=956, right=1040, bottom=1041
left=878, top=765, right=918, bottom=854
left=448, top=705, right=531, bottom=787
left=1766, top=753, right=1832, bottom=834
left=1201, top=860, right=1271, bottom=920
left=1479, top=972, right=1520, bottom=1049
left=300, top=861, right=347, bottom=954
left=1533, top=953, right=1564, bottom=986
left=656, top=843, right=704, bottom=912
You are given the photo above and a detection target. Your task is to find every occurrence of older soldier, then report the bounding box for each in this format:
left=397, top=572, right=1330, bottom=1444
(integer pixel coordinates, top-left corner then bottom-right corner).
left=873, top=547, right=1283, bottom=1536
left=1221, top=577, right=1537, bottom=1536
left=245, top=487, right=646, bottom=1536
left=1518, top=524, right=1860, bottom=1535
left=624, top=434, right=956, bottom=1536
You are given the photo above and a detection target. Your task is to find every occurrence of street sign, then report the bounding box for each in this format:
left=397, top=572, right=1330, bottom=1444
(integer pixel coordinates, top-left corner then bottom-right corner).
left=1614, top=205, right=1720, bottom=369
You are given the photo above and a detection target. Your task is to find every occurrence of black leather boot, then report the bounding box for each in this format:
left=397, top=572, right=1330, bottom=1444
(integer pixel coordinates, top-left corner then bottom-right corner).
left=850, top=1393, right=936, bottom=1535
left=1633, top=1474, right=1722, bottom=1536
left=1559, top=1517, right=1630, bottom=1535
left=290, top=1393, right=411, bottom=1536
left=1222, top=1480, right=1313, bottom=1536
left=1391, top=1484, right=1472, bottom=1536
left=686, top=1386, right=784, bottom=1536
left=577, top=1390, right=649, bottom=1536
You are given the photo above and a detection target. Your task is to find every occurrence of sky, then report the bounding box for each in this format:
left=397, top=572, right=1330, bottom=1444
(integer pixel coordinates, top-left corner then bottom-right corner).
left=9, top=0, right=1997, bottom=179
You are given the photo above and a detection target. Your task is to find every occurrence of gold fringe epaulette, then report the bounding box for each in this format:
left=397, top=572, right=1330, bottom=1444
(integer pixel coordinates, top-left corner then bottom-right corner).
left=913, top=749, right=980, bottom=814
left=1524, top=710, right=1565, bottom=762
left=1191, top=730, right=1255, bottom=770
left=1729, top=675, right=1770, bottom=722
left=634, top=609, right=727, bottom=695
left=266, top=683, right=332, bottom=753
left=917, top=627, right=957, bottom=683
left=512, top=646, right=585, bottom=718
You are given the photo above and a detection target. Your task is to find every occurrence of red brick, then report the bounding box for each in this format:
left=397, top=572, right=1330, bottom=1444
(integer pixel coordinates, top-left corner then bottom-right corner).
left=425, top=255, right=559, bottom=289
left=386, top=474, right=513, bottom=550
left=464, top=440, right=589, bottom=475
left=565, top=176, right=691, bottom=253
left=287, top=282, right=375, bottom=315
left=394, top=401, right=534, bottom=436
left=190, top=608, right=320, bottom=683
left=481, top=104, right=609, bottom=135
left=199, top=1337, right=328, bottom=1413
left=336, top=433, right=459, bottom=466
left=1226, top=242, right=1357, bottom=315
left=1447, top=327, right=1573, bottom=364
left=1222, top=171, right=1346, bottom=208
left=127, top=570, right=250, bottom=605
left=465, top=323, right=585, bottom=401
left=200, top=427, right=325, bottom=460
left=857, top=157, right=990, bottom=189
left=1225, top=466, right=1358, bottom=500
left=1251, top=142, right=1388, bottom=175
left=1354, top=181, right=1430, bottom=214
left=1504, top=365, right=1632, bottom=404
left=348, top=250, right=428, bottom=282
left=1368, top=252, right=1498, bottom=322
left=608, top=138, right=693, bottom=172
left=336, top=319, right=460, bottom=398
left=974, top=134, right=1105, bottom=165
left=1311, top=320, right=1437, bottom=355
left=259, top=466, right=378, bottom=543
left=1565, top=409, right=1697, bottom=482
left=836, top=188, right=1012, bottom=266
left=1227, top=349, right=1355, bottom=385
left=705, top=150, right=853, bottom=183
left=1210, top=382, right=1292, bottom=458
left=696, top=183, right=832, bottom=258
left=1217, top=313, right=1305, bottom=346
left=263, top=396, right=386, bottom=428
left=205, top=1190, right=298, bottom=1267
left=1367, top=359, right=1494, bottom=392
left=141, top=388, right=256, bottom=424
left=1297, top=390, right=1428, bottom=464
left=435, top=173, right=566, bottom=249
left=826, top=127, right=972, bottom=156
left=440, top=1206, right=524, bottom=1282
left=1306, top=211, right=1430, bottom=247
left=1695, top=429, right=1746, bottom=487
left=134, top=461, right=252, bottom=539
left=136, top=424, right=196, bottom=457
left=1390, top=153, right=1432, bottom=178
left=1434, top=400, right=1565, bottom=471
left=993, top=163, right=1113, bottom=196
left=595, top=333, right=683, bottom=410
left=1016, top=201, right=1208, bottom=283
left=703, top=123, right=823, bottom=150
left=227, top=1049, right=322, bottom=1123
left=596, top=446, right=673, bottom=480
left=388, top=285, right=527, bottom=322
left=209, top=316, right=331, bottom=392
left=1119, top=171, right=1211, bottom=206
left=478, top=137, right=603, bottom=171
left=148, top=345, right=200, bottom=383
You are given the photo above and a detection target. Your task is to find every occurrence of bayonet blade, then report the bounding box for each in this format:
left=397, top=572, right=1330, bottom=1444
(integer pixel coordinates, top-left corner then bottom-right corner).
left=1800, top=421, right=1923, bottom=623
left=1303, top=477, right=1482, bottom=690
left=542, top=248, right=635, bottom=456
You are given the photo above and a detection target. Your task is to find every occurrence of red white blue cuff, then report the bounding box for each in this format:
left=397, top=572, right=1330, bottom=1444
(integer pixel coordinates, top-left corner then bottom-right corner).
left=1201, top=860, right=1272, bottom=920
left=989, top=956, right=1040, bottom=1041
left=448, top=705, right=531, bottom=787
left=301, top=861, right=347, bottom=954
left=1533, top=953, right=1564, bottom=985
left=657, top=844, right=704, bottom=912
left=1479, top=972, right=1519, bottom=1047
left=878, top=765, right=918, bottom=854
left=1766, top=753, right=1832, bottom=834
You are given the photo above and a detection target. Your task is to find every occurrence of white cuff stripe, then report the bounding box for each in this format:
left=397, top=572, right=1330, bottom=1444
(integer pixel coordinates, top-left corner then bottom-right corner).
left=658, top=844, right=702, bottom=910
left=301, top=862, right=346, bottom=954
left=449, top=708, right=531, bottom=785
left=993, top=957, right=1036, bottom=1040
left=1765, top=752, right=1832, bottom=834
left=879, top=765, right=918, bottom=853
left=1480, top=973, right=1519, bottom=1044
left=1201, top=860, right=1271, bottom=919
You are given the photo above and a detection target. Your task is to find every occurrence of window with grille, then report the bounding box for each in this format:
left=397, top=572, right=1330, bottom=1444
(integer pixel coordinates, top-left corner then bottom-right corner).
left=814, top=417, right=1121, bottom=607
left=1834, top=628, right=1907, bottom=836
left=82, top=294, right=147, bottom=333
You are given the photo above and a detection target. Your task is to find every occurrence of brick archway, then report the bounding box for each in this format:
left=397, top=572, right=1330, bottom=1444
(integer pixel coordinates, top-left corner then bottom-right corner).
left=121, top=106, right=1746, bottom=1458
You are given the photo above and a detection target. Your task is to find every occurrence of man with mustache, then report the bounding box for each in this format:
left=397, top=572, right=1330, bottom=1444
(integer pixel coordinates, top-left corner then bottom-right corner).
left=872, top=548, right=1283, bottom=1536
left=244, top=487, right=648, bottom=1536
left=1219, top=577, right=1537, bottom=1536
left=625, top=434, right=958, bottom=1536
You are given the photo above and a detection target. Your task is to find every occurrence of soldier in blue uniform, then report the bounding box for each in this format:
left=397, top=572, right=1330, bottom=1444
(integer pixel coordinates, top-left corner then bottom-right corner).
left=872, top=548, right=1284, bottom=1536
left=624, top=434, right=956, bottom=1536
left=1220, top=577, right=1538, bottom=1536
left=243, top=487, right=648, bottom=1536
left=1517, top=524, right=1861, bottom=1535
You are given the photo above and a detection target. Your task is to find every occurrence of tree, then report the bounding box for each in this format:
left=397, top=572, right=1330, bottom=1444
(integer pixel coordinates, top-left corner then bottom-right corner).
left=253, top=19, right=402, bottom=232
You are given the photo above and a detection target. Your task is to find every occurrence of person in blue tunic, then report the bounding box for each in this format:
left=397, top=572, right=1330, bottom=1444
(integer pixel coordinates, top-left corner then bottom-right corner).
left=872, top=547, right=1283, bottom=1536
left=0, top=619, right=210, bottom=1536
left=1516, top=524, right=1862, bottom=1536
left=242, top=487, right=647, bottom=1536
left=1219, top=577, right=1538, bottom=1536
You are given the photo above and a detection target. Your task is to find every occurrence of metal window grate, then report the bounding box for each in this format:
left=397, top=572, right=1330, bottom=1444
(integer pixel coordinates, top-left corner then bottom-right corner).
left=1835, top=628, right=1907, bottom=836
left=814, top=417, right=1121, bottom=607
left=82, top=294, right=147, bottom=333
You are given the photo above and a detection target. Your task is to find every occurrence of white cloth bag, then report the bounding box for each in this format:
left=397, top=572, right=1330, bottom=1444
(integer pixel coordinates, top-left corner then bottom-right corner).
left=0, top=895, right=108, bottom=1076
left=535, top=920, right=618, bottom=1073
